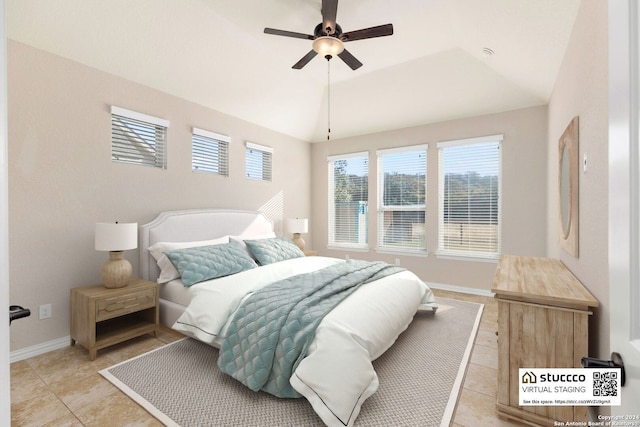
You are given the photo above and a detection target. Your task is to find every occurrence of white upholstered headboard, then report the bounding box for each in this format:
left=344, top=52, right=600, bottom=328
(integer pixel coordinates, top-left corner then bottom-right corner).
left=139, top=209, right=274, bottom=282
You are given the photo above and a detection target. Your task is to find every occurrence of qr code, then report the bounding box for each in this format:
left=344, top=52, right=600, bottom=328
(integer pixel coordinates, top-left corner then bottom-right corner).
left=593, top=371, right=618, bottom=397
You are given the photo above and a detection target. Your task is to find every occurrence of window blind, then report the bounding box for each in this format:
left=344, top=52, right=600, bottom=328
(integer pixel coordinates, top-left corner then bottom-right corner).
left=376, top=145, right=427, bottom=253
left=327, top=152, right=369, bottom=249
left=110, top=106, right=168, bottom=169
left=192, top=128, right=229, bottom=176
left=438, top=135, right=502, bottom=259
left=245, top=142, right=273, bottom=181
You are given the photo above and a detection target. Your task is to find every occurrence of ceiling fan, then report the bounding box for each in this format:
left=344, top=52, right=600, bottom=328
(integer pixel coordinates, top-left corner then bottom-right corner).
left=264, top=0, right=394, bottom=70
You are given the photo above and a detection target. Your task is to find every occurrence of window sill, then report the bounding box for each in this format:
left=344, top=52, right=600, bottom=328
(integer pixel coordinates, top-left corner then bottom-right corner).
left=375, top=248, right=428, bottom=257
left=436, top=252, right=499, bottom=263
left=326, top=245, right=370, bottom=253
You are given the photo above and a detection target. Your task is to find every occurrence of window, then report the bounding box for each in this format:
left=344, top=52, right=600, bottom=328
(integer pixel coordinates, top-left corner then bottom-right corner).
left=110, top=106, right=168, bottom=168
left=245, top=142, right=272, bottom=181
left=438, top=134, right=502, bottom=259
left=376, top=145, right=427, bottom=253
left=328, top=152, right=369, bottom=249
left=192, top=128, right=229, bottom=176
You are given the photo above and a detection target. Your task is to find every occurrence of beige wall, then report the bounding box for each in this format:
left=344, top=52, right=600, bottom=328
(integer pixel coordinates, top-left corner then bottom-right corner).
left=310, top=105, right=548, bottom=291
left=7, top=41, right=311, bottom=351
left=546, top=0, right=609, bottom=359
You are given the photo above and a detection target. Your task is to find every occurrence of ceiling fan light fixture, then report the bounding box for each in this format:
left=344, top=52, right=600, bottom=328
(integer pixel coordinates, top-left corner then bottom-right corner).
left=313, top=36, right=344, bottom=58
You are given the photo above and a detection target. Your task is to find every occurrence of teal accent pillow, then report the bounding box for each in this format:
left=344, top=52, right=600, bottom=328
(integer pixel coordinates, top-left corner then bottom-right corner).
left=244, top=237, right=305, bottom=266
left=165, top=240, right=258, bottom=287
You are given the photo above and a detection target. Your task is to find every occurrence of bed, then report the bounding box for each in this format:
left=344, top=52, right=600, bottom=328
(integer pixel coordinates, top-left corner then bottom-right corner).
left=140, top=209, right=438, bottom=427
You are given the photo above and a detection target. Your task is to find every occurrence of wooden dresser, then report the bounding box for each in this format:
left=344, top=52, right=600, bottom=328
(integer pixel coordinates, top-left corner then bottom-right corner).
left=491, top=255, right=599, bottom=426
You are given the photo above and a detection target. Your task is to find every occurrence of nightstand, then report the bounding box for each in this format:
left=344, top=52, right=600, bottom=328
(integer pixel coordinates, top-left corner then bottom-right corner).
left=303, top=250, right=318, bottom=256
left=70, top=278, right=159, bottom=360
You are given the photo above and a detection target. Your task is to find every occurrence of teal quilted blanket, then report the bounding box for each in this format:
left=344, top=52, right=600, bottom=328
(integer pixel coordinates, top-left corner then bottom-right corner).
left=217, top=260, right=404, bottom=398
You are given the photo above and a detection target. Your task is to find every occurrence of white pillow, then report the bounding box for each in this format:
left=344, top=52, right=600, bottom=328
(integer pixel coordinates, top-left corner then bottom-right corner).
left=229, top=232, right=276, bottom=259
left=149, top=236, right=229, bottom=283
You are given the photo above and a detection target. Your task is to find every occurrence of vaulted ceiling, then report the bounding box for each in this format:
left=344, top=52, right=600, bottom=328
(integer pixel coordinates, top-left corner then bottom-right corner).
left=7, top=0, right=581, bottom=142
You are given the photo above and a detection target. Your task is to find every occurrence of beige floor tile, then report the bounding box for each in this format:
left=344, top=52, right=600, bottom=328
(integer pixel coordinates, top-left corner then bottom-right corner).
left=480, top=310, right=498, bottom=329
left=10, top=363, right=51, bottom=405
left=453, top=388, right=523, bottom=427
left=73, top=389, right=159, bottom=427
left=480, top=313, right=497, bottom=326
left=470, top=342, right=499, bottom=370
left=40, top=412, right=84, bottom=427
left=30, top=349, right=115, bottom=393
left=474, top=327, right=498, bottom=349
left=11, top=390, right=75, bottom=427
left=25, top=344, right=87, bottom=372
left=102, top=335, right=166, bottom=364
left=433, top=289, right=471, bottom=301
left=156, top=325, right=185, bottom=344
left=462, top=362, right=498, bottom=397
left=26, top=344, right=112, bottom=379
left=10, top=360, right=32, bottom=377
left=56, top=372, right=122, bottom=413
left=123, top=416, right=166, bottom=427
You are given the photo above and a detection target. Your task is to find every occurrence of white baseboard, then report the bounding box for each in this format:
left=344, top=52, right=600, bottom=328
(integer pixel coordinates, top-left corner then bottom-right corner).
left=10, top=336, right=70, bottom=363
left=426, top=282, right=495, bottom=298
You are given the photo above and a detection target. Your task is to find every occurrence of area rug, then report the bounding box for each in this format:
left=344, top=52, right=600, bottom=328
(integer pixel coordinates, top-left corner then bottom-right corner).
left=100, top=297, right=483, bottom=427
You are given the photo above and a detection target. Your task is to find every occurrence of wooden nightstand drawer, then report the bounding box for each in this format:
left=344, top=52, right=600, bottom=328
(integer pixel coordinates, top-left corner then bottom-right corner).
left=96, top=288, right=156, bottom=321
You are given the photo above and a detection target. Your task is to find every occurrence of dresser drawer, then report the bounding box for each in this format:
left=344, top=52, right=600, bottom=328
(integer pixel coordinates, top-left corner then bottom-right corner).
left=96, top=288, right=156, bottom=321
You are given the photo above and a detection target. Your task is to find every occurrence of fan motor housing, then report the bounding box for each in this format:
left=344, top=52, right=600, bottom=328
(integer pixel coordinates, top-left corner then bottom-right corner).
left=315, top=23, right=344, bottom=39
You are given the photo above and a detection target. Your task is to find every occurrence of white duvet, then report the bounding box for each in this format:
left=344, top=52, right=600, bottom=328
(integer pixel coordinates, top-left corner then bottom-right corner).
left=173, top=256, right=437, bottom=427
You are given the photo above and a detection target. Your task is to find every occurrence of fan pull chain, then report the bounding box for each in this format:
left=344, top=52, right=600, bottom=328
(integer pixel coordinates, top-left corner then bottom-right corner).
left=327, top=58, right=331, bottom=141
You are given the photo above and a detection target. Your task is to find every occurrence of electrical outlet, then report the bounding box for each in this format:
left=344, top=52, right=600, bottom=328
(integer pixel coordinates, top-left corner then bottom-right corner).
left=345, top=254, right=350, bottom=260
left=395, top=258, right=400, bottom=266
left=39, top=304, right=52, bottom=320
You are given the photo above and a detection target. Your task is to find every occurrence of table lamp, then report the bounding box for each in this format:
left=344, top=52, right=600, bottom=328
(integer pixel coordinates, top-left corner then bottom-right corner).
left=286, top=218, right=308, bottom=251
left=95, top=222, right=138, bottom=288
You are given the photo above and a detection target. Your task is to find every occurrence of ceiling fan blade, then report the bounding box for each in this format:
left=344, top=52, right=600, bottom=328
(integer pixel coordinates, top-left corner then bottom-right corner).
left=341, top=24, right=394, bottom=42
left=321, top=0, right=339, bottom=34
left=264, top=28, right=315, bottom=40
left=338, top=48, right=363, bottom=70
left=293, top=50, right=318, bottom=69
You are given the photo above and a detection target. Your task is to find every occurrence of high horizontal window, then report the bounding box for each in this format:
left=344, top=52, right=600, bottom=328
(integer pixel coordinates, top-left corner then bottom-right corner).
left=192, top=128, right=229, bottom=176
left=328, top=152, right=369, bottom=249
left=245, top=142, right=273, bottom=181
left=110, top=106, right=168, bottom=169
left=376, top=145, right=427, bottom=253
left=438, top=134, right=502, bottom=260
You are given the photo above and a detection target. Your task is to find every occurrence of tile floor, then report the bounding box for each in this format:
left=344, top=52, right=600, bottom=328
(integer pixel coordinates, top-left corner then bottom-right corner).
left=10, top=290, right=523, bottom=426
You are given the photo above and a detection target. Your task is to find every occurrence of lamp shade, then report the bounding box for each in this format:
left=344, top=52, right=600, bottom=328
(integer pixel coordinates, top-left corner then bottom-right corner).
left=312, top=36, right=344, bottom=57
left=286, top=218, right=308, bottom=234
left=95, top=222, right=138, bottom=251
